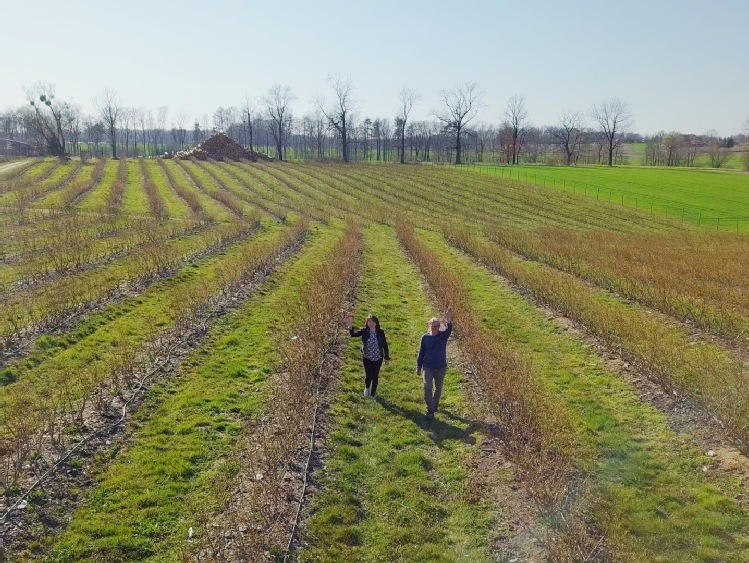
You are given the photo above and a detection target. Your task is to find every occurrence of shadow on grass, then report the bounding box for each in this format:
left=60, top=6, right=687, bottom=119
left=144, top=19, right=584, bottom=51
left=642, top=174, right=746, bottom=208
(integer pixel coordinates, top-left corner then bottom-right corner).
left=375, top=397, right=478, bottom=448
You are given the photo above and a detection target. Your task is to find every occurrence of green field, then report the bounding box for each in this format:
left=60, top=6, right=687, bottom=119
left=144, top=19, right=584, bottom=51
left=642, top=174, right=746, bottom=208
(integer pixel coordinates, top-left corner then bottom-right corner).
left=2, top=157, right=749, bottom=562
left=467, top=164, right=749, bottom=231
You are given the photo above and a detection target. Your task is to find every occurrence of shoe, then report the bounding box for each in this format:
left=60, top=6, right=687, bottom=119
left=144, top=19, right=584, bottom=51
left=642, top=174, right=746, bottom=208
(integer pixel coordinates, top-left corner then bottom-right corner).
left=369, top=394, right=376, bottom=400
left=364, top=388, right=370, bottom=397
left=433, top=406, right=439, bottom=413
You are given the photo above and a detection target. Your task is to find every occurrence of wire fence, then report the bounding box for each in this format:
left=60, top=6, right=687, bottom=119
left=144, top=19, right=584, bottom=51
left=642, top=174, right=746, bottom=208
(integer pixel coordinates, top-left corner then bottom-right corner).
left=453, top=163, right=749, bottom=233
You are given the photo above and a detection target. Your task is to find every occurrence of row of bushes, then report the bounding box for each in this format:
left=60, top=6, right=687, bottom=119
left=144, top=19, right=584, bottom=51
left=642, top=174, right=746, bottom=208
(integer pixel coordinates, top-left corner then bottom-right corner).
left=395, top=221, right=606, bottom=560
left=0, top=220, right=310, bottom=490
left=445, top=226, right=749, bottom=453
left=198, top=222, right=362, bottom=560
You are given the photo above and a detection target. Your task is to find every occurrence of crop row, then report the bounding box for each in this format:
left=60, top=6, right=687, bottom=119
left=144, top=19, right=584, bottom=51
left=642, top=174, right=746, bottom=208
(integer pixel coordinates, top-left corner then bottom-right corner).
left=0, top=219, right=309, bottom=491
left=486, top=224, right=749, bottom=341
left=418, top=225, right=749, bottom=559
left=395, top=222, right=586, bottom=545
left=39, top=221, right=350, bottom=560
left=444, top=227, right=749, bottom=451
left=0, top=215, right=261, bottom=354
left=1, top=216, right=203, bottom=293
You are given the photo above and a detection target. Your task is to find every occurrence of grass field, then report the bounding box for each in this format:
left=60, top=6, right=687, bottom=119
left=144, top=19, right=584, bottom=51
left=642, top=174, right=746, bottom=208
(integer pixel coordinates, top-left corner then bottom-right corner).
left=1, top=157, right=749, bottom=561
left=465, top=163, right=749, bottom=231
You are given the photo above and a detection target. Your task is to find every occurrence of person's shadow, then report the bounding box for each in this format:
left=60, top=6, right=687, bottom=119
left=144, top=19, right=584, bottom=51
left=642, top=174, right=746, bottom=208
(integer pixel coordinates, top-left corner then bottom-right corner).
left=375, top=397, right=478, bottom=448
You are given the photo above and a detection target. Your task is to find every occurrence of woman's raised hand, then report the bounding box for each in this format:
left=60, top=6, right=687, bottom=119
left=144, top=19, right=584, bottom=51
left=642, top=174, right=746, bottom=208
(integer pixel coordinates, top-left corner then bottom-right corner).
left=343, top=315, right=353, bottom=327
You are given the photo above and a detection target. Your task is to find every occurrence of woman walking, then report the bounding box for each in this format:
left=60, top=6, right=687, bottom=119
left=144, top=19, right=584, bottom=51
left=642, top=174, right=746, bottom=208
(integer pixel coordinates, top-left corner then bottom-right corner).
left=345, top=314, right=390, bottom=398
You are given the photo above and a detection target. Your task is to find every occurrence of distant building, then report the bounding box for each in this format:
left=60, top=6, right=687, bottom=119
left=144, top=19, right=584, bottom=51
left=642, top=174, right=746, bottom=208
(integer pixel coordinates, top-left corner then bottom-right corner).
left=0, top=139, right=40, bottom=158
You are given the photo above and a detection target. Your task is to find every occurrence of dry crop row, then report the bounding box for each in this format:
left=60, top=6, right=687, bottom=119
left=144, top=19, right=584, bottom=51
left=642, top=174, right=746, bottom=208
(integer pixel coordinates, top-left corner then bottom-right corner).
left=0, top=216, right=261, bottom=353
left=0, top=220, right=309, bottom=490
left=194, top=160, right=289, bottom=220
left=394, top=221, right=604, bottom=559
left=1, top=216, right=203, bottom=292
left=444, top=227, right=749, bottom=451
left=487, top=225, right=749, bottom=341
left=176, top=159, right=248, bottom=217
left=199, top=222, right=362, bottom=560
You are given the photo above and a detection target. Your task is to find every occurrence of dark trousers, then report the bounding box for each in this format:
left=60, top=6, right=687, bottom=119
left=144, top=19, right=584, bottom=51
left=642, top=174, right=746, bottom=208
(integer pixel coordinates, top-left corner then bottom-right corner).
left=363, top=357, right=383, bottom=396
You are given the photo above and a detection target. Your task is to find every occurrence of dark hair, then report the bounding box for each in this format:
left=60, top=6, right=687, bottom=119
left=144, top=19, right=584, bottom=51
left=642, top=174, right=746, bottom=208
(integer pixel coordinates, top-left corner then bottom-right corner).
left=366, top=314, right=380, bottom=331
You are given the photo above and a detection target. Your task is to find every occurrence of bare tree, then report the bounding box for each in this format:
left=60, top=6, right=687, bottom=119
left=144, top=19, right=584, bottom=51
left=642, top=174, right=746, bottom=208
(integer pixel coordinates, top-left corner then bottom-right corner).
left=591, top=98, right=632, bottom=166
left=264, top=84, right=295, bottom=160
left=95, top=89, right=124, bottom=158
left=396, top=88, right=421, bottom=164
left=21, top=83, right=74, bottom=156
left=551, top=110, right=585, bottom=165
left=504, top=94, right=529, bottom=164
left=171, top=111, right=190, bottom=150
left=434, top=82, right=483, bottom=165
left=242, top=95, right=259, bottom=152
left=156, top=106, right=169, bottom=154
left=317, top=74, right=355, bottom=163
left=705, top=133, right=731, bottom=168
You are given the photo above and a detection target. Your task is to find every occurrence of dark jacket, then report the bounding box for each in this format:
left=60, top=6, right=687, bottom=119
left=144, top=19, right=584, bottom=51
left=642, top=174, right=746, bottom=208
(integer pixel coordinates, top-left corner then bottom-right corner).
left=349, top=326, right=390, bottom=361
left=417, top=322, right=452, bottom=371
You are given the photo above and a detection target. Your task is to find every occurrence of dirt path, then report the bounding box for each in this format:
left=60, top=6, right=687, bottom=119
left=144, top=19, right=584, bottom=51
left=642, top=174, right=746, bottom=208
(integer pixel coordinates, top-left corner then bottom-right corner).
left=0, top=160, right=30, bottom=175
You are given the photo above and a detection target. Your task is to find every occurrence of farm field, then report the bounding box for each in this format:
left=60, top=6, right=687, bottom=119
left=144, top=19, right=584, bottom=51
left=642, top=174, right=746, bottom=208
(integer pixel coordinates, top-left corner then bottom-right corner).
left=466, top=164, right=749, bottom=231
left=1, top=157, right=749, bottom=561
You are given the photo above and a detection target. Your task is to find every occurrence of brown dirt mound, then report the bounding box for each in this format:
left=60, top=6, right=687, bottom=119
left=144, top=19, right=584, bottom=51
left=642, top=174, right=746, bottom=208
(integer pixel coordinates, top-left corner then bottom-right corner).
left=174, top=133, right=271, bottom=162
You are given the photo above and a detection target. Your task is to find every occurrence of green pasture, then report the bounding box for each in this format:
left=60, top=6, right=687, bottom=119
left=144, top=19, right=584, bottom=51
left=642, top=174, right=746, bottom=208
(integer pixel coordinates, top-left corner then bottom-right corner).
left=466, top=164, right=749, bottom=231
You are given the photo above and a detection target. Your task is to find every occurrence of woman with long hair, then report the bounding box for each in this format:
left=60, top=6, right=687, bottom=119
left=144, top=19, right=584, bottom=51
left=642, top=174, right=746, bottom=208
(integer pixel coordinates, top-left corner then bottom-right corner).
left=344, top=313, right=390, bottom=398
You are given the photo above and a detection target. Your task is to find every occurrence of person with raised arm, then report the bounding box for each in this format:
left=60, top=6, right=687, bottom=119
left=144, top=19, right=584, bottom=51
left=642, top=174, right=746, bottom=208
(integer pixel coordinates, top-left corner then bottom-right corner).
left=344, top=314, right=390, bottom=399
left=416, top=307, right=453, bottom=420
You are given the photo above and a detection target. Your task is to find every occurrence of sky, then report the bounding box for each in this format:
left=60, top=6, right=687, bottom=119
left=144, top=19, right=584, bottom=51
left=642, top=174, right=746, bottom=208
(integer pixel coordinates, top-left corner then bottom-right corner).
left=2, top=0, right=748, bottom=137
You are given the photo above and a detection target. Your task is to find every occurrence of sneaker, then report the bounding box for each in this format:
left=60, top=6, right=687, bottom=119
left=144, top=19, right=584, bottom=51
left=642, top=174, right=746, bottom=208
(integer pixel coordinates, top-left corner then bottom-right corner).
left=369, top=394, right=376, bottom=400
left=364, top=388, right=370, bottom=397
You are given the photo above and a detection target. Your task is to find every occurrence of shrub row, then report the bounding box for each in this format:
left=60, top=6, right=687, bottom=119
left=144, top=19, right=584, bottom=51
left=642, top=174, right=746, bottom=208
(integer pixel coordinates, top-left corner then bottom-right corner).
left=0, top=219, right=310, bottom=490
left=198, top=222, right=361, bottom=560
left=445, top=226, right=749, bottom=452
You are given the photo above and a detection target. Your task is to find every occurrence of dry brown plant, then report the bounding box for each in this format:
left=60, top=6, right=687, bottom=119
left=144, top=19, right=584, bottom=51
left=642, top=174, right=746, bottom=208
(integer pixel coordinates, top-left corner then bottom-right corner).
left=107, top=157, right=127, bottom=212
left=445, top=225, right=749, bottom=451
left=157, top=158, right=209, bottom=222
left=139, top=159, right=168, bottom=219
left=197, top=222, right=362, bottom=561
left=396, top=221, right=610, bottom=559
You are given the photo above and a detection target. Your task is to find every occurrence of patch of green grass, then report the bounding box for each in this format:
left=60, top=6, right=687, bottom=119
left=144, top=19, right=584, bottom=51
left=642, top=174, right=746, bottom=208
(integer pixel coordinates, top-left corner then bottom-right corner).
left=300, top=225, right=494, bottom=562
left=476, top=165, right=749, bottom=231
left=77, top=159, right=118, bottom=211
left=120, top=160, right=151, bottom=215
left=145, top=160, right=191, bottom=219
left=418, top=229, right=749, bottom=560
left=46, top=223, right=343, bottom=561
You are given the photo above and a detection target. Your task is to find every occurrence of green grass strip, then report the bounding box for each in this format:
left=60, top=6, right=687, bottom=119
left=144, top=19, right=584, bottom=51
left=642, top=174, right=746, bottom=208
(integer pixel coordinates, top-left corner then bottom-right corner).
left=145, top=160, right=191, bottom=219
left=418, top=229, right=749, bottom=561
left=43, top=223, right=343, bottom=562
left=300, top=225, right=493, bottom=562
left=120, top=160, right=151, bottom=215
left=77, top=160, right=118, bottom=212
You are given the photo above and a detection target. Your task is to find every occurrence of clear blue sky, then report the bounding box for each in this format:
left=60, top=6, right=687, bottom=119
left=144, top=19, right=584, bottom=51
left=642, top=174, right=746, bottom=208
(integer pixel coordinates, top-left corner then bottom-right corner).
left=2, top=0, right=747, bottom=136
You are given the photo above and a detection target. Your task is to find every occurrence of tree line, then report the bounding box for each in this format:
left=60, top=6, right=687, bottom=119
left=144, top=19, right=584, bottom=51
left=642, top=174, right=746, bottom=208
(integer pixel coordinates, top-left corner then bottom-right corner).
left=2, top=79, right=746, bottom=168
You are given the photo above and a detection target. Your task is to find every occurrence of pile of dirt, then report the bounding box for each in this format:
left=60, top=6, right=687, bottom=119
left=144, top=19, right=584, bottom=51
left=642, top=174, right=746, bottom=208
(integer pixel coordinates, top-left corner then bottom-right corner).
left=174, top=133, right=271, bottom=162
